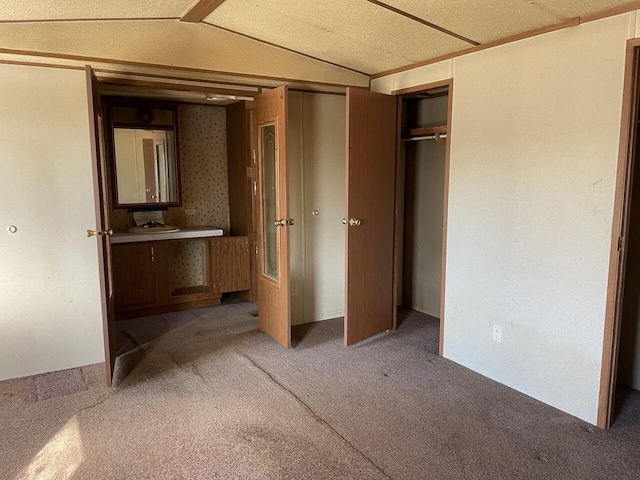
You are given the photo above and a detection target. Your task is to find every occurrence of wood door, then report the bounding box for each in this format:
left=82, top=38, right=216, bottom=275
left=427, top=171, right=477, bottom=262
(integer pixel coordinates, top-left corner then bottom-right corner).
left=344, top=88, right=398, bottom=346
left=112, top=243, right=159, bottom=311
left=255, top=86, right=291, bottom=348
left=86, top=65, right=117, bottom=386
left=211, top=236, right=251, bottom=294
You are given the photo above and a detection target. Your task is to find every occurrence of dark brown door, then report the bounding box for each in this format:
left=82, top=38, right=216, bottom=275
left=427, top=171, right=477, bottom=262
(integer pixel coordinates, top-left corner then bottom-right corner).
left=255, top=86, right=291, bottom=348
left=344, top=88, right=397, bottom=346
left=86, top=65, right=117, bottom=385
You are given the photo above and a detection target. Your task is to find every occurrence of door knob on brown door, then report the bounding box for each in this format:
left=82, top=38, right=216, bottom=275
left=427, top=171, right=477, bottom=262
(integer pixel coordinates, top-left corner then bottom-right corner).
left=87, top=229, right=113, bottom=237
left=274, top=219, right=286, bottom=227
left=342, top=218, right=347, bottom=225
left=349, top=218, right=361, bottom=227
left=285, top=218, right=295, bottom=226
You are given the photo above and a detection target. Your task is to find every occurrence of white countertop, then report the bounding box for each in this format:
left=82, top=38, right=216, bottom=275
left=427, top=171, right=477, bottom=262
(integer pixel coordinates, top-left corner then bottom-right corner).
left=111, top=226, right=224, bottom=244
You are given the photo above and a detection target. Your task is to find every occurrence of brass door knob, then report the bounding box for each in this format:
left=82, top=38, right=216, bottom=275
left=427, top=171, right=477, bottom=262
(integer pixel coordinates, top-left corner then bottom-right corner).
left=349, top=218, right=361, bottom=227
left=274, top=219, right=286, bottom=227
left=87, top=229, right=113, bottom=237
left=342, top=218, right=347, bottom=225
left=286, top=218, right=295, bottom=226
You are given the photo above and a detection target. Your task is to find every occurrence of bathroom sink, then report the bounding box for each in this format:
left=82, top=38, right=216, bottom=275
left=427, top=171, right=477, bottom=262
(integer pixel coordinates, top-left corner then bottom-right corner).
left=128, top=225, right=180, bottom=234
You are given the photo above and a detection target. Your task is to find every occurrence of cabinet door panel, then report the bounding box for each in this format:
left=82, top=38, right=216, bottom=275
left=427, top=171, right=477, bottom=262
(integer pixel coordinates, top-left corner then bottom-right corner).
left=212, top=236, right=251, bottom=294
left=112, top=243, right=158, bottom=310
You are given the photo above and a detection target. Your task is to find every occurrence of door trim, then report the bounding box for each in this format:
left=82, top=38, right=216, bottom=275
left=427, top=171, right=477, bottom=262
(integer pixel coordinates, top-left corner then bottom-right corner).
left=391, top=78, right=453, bottom=357
left=598, top=38, right=640, bottom=429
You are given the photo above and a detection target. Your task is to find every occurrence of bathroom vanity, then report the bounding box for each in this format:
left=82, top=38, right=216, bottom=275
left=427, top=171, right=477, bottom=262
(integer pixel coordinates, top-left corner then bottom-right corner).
left=111, top=228, right=250, bottom=319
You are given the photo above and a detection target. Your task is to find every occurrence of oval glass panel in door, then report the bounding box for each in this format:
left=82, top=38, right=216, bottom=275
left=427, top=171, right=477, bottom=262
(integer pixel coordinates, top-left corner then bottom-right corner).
left=261, top=123, right=278, bottom=281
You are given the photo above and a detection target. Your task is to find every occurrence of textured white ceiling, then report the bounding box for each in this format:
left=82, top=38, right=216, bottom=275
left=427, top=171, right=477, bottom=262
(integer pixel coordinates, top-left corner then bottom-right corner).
left=204, top=0, right=471, bottom=74
left=0, top=0, right=195, bottom=20
left=379, top=0, right=634, bottom=44
left=0, top=0, right=636, bottom=77
left=0, top=21, right=368, bottom=87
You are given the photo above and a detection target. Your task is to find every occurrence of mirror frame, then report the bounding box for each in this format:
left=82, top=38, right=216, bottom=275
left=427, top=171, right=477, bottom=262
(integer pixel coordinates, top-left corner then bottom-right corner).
left=105, top=98, right=182, bottom=209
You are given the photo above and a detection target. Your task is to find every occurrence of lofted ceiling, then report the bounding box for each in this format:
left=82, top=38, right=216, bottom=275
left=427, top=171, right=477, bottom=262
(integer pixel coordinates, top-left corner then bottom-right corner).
left=0, top=0, right=637, bottom=86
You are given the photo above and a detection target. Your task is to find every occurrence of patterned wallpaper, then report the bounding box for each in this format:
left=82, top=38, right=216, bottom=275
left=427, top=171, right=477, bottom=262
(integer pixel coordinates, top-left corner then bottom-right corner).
left=110, top=104, right=230, bottom=232
left=169, top=240, right=205, bottom=290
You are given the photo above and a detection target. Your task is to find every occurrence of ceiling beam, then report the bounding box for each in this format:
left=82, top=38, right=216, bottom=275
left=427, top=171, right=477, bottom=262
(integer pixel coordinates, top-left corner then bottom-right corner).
left=365, top=0, right=480, bottom=46
left=180, top=0, right=226, bottom=23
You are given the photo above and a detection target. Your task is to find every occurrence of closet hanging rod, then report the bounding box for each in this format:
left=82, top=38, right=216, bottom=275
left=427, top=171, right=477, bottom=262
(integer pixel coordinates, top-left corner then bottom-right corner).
left=402, top=133, right=447, bottom=142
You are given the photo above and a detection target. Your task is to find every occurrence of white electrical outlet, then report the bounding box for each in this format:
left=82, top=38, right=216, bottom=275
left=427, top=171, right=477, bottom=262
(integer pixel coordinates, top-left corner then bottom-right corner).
left=493, top=325, right=502, bottom=343
left=184, top=208, right=196, bottom=216
left=291, top=284, right=299, bottom=296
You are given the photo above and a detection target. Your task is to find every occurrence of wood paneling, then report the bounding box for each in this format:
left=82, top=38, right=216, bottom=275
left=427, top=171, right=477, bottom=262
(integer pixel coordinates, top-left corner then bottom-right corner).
left=211, top=236, right=251, bottom=293
left=226, top=101, right=258, bottom=301
left=255, top=86, right=291, bottom=348
left=344, top=88, right=397, bottom=346
left=227, top=101, right=251, bottom=236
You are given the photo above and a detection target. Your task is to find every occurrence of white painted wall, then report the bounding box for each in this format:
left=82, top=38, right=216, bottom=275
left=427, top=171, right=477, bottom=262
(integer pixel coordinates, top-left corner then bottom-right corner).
left=0, top=63, right=104, bottom=381
left=373, top=14, right=634, bottom=424
left=288, top=92, right=346, bottom=326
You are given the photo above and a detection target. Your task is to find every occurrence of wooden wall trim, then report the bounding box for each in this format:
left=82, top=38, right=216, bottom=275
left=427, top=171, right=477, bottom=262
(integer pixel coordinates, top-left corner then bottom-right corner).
left=440, top=78, right=454, bottom=358
left=0, top=17, right=180, bottom=24
left=391, top=79, right=452, bottom=96
left=180, top=0, right=226, bottom=23
left=100, top=77, right=259, bottom=97
left=597, top=37, right=640, bottom=429
left=371, top=2, right=640, bottom=80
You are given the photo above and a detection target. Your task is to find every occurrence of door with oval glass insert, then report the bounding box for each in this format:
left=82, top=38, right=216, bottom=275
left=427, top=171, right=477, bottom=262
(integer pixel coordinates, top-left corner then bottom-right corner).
left=255, top=86, right=291, bottom=348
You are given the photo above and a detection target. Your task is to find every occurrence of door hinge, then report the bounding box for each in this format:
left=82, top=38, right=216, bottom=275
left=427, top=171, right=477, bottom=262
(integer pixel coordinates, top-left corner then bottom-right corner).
left=255, top=245, right=258, bottom=257
left=618, top=236, right=624, bottom=252
left=252, top=180, right=257, bottom=196
left=251, top=149, right=256, bottom=164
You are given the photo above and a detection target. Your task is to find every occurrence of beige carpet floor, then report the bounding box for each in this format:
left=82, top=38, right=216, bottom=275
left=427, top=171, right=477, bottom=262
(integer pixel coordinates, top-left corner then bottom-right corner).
left=1, top=300, right=640, bottom=479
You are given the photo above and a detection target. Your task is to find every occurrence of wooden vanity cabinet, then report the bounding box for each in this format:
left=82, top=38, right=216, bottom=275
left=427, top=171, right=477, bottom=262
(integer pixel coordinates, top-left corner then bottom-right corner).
left=112, top=243, right=159, bottom=312
left=113, top=235, right=252, bottom=319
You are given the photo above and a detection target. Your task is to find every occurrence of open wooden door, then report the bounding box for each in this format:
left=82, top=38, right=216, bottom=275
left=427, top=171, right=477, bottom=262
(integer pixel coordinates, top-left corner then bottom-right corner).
left=344, top=88, right=397, bottom=346
left=255, top=86, right=291, bottom=348
left=86, top=66, right=117, bottom=385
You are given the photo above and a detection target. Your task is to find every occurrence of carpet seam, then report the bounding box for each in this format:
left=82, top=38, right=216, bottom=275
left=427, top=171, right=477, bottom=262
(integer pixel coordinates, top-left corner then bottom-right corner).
left=240, top=354, right=392, bottom=480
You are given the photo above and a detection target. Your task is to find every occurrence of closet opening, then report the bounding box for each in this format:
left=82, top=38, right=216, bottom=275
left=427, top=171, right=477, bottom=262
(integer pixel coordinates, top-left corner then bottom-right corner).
left=394, top=81, right=452, bottom=355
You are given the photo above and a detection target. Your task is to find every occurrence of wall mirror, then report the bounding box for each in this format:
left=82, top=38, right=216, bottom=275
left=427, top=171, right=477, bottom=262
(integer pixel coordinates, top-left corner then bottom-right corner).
left=107, top=100, right=181, bottom=208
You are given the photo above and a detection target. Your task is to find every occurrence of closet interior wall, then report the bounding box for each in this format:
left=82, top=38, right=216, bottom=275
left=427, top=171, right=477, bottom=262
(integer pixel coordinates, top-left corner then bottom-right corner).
left=397, top=94, right=448, bottom=318
left=288, top=92, right=346, bottom=326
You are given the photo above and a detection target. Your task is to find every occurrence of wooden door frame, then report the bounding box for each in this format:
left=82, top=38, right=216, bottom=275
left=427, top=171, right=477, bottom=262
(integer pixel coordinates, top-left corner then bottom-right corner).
left=598, top=38, right=640, bottom=429
left=390, top=78, right=453, bottom=357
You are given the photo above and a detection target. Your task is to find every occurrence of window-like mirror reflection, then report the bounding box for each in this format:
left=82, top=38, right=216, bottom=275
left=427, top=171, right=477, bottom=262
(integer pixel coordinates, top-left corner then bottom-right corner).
left=261, top=124, right=278, bottom=281
left=114, top=128, right=178, bottom=204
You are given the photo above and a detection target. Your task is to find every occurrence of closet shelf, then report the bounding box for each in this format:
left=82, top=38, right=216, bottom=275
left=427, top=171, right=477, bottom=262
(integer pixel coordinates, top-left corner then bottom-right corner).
left=402, top=125, right=447, bottom=140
